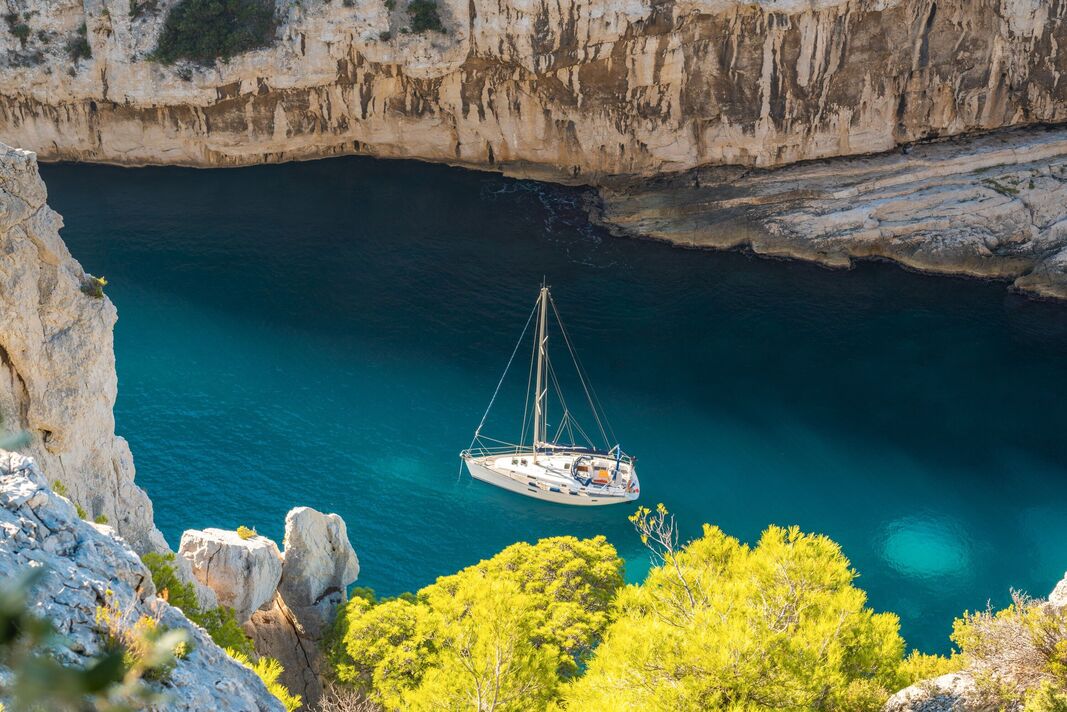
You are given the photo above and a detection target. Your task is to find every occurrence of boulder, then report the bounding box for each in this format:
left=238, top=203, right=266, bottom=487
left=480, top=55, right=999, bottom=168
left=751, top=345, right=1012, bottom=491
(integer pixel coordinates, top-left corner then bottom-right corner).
left=278, top=506, right=360, bottom=638
left=1048, top=573, right=1067, bottom=610
left=178, top=528, right=282, bottom=622
left=883, top=673, right=988, bottom=712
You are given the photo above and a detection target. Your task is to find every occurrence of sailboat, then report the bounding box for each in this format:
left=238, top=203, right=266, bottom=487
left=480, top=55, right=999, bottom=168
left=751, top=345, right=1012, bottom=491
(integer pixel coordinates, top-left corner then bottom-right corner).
left=460, top=285, right=640, bottom=505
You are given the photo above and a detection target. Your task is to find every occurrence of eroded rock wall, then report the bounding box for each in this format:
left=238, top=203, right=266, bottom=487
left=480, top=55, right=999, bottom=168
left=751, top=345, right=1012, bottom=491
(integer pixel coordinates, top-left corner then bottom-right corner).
left=0, top=143, right=164, bottom=552
left=0, top=0, right=1065, bottom=179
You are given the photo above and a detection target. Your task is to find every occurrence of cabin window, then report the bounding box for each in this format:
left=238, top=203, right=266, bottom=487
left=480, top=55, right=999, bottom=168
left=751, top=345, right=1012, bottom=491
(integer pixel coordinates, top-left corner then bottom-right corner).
left=511, top=458, right=518, bottom=465
left=520, top=459, right=528, bottom=466
left=564, top=462, right=571, bottom=470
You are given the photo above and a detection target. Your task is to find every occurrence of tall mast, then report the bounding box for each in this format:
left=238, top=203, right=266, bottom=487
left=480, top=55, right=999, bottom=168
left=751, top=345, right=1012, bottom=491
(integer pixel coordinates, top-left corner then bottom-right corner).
left=532, top=285, right=548, bottom=448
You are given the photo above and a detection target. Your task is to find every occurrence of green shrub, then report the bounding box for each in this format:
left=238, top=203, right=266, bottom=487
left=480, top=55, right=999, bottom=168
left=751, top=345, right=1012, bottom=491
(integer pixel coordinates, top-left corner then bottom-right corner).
left=80, top=275, right=106, bottom=298
left=66, top=23, right=91, bottom=62
left=141, top=551, right=255, bottom=657
left=565, top=506, right=908, bottom=711
left=236, top=525, right=257, bottom=540
left=152, top=0, right=276, bottom=65
left=130, top=0, right=160, bottom=19
left=12, top=22, right=29, bottom=46
left=329, top=536, right=623, bottom=710
left=93, top=514, right=109, bottom=525
left=406, top=0, right=442, bottom=32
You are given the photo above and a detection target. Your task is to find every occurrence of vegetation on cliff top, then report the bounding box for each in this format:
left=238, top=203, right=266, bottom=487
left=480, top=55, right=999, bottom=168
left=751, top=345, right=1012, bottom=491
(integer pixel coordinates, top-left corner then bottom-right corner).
left=406, top=0, right=444, bottom=33
left=327, top=508, right=943, bottom=711
left=152, top=0, right=276, bottom=65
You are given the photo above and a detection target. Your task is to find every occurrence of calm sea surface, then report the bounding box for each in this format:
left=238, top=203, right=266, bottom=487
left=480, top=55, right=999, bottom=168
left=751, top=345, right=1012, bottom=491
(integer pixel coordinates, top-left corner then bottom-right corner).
left=41, top=157, right=1067, bottom=653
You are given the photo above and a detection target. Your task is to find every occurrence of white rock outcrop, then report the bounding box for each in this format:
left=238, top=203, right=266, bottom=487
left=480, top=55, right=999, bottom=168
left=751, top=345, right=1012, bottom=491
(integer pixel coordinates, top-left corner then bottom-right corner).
left=278, top=506, right=360, bottom=638
left=0, top=449, right=284, bottom=711
left=883, top=673, right=987, bottom=712
left=178, top=528, right=283, bottom=622
left=0, top=144, right=165, bottom=553
left=181, top=506, right=360, bottom=707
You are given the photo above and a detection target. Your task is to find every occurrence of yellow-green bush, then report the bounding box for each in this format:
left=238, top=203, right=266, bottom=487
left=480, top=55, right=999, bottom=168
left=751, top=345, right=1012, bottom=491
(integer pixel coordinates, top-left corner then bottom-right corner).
left=328, top=536, right=623, bottom=711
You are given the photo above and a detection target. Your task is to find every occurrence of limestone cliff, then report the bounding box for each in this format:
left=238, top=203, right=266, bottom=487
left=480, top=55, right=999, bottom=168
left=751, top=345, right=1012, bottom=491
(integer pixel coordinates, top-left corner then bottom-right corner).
left=0, top=449, right=284, bottom=711
left=0, top=143, right=164, bottom=552
left=0, top=0, right=1065, bottom=180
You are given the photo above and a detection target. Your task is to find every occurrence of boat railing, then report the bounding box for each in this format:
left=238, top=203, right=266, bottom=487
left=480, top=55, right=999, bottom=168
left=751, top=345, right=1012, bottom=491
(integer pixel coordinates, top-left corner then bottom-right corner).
left=460, top=443, right=635, bottom=465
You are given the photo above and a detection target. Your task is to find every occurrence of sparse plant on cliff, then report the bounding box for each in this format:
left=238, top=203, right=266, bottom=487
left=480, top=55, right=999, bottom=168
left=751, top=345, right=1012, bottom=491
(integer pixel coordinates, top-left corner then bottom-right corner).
left=142, top=550, right=256, bottom=656
left=51, top=478, right=91, bottom=519
left=237, top=524, right=258, bottom=539
left=229, top=649, right=303, bottom=711
left=951, top=591, right=1067, bottom=709
left=96, top=591, right=190, bottom=684
left=0, top=569, right=175, bottom=710
left=406, top=0, right=442, bottom=33
left=81, top=273, right=107, bottom=298
left=94, top=513, right=110, bottom=525
left=66, top=23, right=92, bottom=62
left=151, top=0, right=276, bottom=65
left=130, top=0, right=160, bottom=19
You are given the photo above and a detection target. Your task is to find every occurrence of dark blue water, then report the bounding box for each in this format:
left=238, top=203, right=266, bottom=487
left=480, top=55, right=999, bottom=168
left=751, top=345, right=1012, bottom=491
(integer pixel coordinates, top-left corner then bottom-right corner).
left=40, top=158, right=1067, bottom=654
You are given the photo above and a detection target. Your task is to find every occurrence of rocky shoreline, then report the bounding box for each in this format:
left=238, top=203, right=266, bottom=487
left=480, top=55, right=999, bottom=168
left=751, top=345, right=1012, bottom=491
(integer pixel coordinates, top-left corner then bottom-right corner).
left=591, top=126, right=1067, bottom=300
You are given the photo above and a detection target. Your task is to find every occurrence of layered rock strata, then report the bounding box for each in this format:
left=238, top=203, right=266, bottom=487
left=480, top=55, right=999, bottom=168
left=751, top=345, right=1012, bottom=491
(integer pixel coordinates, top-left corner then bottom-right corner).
left=0, top=450, right=284, bottom=711
left=0, top=0, right=1065, bottom=179
left=594, top=127, right=1067, bottom=299
left=0, top=143, right=164, bottom=552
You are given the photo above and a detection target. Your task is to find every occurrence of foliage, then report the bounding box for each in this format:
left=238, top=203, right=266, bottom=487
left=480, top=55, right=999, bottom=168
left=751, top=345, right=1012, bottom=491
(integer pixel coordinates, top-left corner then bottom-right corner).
left=67, top=23, right=92, bottom=62
left=94, top=513, right=110, bottom=525
left=152, top=0, right=276, bottom=65
left=142, top=551, right=255, bottom=657
left=895, top=650, right=961, bottom=688
left=237, top=524, right=258, bottom=540
left=11, top=22, right=29, bottom=46
left=228, top=649, right=303, bottom=711
left=81, top=274, right=108, bottom=298
left=52, top=479, right=92, bottom=520
left=563, top=505, right=906, bottom=711
left=319, top=682, right=382, bottom=711
left=329, top=536, right=623, bottom=710
left=406, top=0, right=443, bottom=33
left=95, top=590, right=189, bottom=684
left=951, top=591, right=1067, bottom=708
left=129, top=0, right=160, bottom=19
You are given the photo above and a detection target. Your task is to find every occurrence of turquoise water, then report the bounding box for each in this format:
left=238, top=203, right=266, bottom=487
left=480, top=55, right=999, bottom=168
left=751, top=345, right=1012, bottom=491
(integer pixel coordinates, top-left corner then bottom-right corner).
left=41, top=158, right=1067, bottom=654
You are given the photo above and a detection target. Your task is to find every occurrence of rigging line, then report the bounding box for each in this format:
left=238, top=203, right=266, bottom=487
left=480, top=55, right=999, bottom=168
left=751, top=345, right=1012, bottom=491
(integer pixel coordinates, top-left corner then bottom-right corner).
left=548, top=294, right=617, bottom=447
left=469, top=298, right=539, bottom=451
left=548, top=351, right=595, bottom=450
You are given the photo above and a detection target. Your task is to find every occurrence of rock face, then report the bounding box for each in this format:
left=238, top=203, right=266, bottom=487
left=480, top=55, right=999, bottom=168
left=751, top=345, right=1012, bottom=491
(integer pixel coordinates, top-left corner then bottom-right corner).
left=0, top=0, right=1065, bottom=179
left=883, top=673, right=987, bottom=712
left=178, top=528, right=284, bottom=622
left=0, top=449, right=284, bottom=711
left=278, top=506, right=360, bottom=638
left=182, top=507, right=360, bottom=707
left=0, top=143, right=164, bottom=553
left=595, top=126, right=1067, bottom=299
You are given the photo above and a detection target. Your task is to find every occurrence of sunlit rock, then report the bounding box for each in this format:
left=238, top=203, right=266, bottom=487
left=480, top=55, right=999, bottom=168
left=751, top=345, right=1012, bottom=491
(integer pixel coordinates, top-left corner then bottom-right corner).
left=178, top=528, right=283, bottom=622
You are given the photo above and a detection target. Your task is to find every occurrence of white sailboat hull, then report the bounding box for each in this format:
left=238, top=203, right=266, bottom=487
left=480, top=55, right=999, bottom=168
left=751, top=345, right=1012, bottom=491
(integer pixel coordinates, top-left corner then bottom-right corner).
left=464, top=455, right=639, bottom=506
